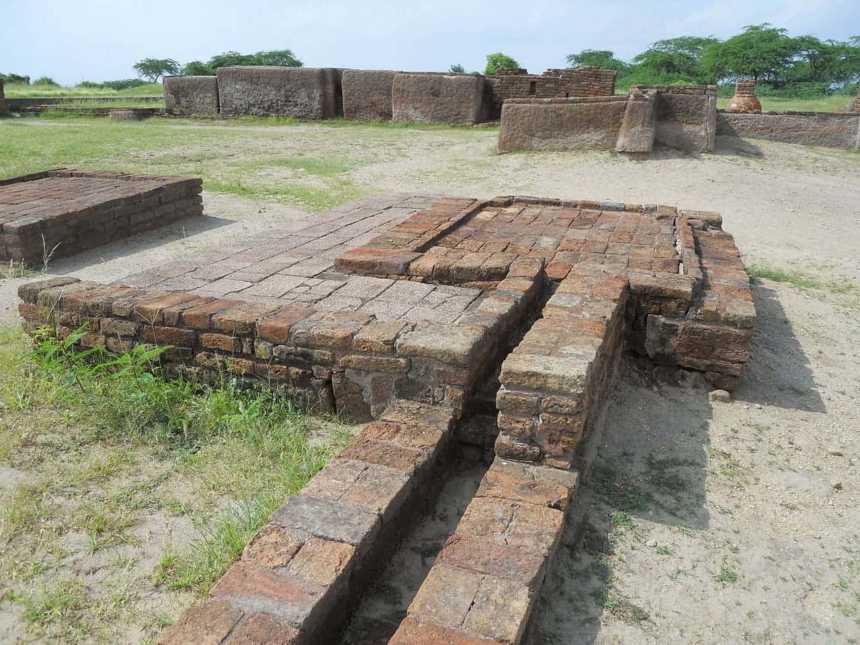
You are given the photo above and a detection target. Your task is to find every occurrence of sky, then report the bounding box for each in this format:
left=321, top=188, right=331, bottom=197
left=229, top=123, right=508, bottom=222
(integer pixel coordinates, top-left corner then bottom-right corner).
left=2, top=0, right=858, bottom=85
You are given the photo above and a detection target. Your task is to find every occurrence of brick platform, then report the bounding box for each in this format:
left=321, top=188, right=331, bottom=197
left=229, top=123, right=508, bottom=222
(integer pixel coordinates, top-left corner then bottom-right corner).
left=19, top=193, right=755, bottom=644
left=0, top=170, right=202, bottom=265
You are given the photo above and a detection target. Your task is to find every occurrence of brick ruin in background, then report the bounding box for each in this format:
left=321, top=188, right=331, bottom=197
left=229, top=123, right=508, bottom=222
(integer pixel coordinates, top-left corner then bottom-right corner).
left=0, top=78, right=7, bottom=115
left=853, top=85, right=860, bottom=112
left=164, top=66, right=618, bottom=125
left=726, top=80, right=762, bottom=113
left=19, top=193, right=755, bottom=644
left=498, top=85, right=717, bottom=155
left=0, top=170, right=202, bottom=266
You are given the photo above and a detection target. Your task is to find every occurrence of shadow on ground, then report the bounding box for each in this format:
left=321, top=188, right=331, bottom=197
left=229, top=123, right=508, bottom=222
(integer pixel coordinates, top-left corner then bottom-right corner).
left=529, top=283, right=823, bottom=644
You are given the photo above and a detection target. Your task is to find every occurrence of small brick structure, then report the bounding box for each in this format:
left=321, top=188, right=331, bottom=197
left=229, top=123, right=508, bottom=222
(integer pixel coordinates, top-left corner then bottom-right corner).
left=717, top=110, right=860, bottom=149
left=0, top=78, right=7, bottom=115
left=19, top=193, right=755, bottom=644
left=0, top=170, right=202, bottom=265
left=392, top=73, right=491, bottom=125
left=341, top=69, right=397, bottom=120
left=217, top=66, right=343, bottom=118
left=726, top=80, right=762, bottom=113
left=163, top=75, right=219, bottom=116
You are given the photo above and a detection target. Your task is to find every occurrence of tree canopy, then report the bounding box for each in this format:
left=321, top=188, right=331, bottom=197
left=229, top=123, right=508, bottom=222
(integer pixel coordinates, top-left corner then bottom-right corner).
left=566, top=24, right=860, bottom=90
left=484, top=52, right=520, bottom=76
left=133, top=58, right=180, bottom=82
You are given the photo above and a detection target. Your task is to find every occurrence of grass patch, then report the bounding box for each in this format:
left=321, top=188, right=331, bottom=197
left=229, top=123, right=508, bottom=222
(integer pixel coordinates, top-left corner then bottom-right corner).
left=748, top=264, right=857, bottom=295
left=5, top=82, right=162, bottom=97
left=716, top=94, right=855, bottom=113
left=0, top=325, right=348, bottom=640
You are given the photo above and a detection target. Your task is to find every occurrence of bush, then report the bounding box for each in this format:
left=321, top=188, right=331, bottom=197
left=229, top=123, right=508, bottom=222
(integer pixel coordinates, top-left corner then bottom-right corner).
left=101, top=78, right=148, bottom=91
left=0, top=73, right=30, bottom=84
left=32, top=77, right=59, bottom=86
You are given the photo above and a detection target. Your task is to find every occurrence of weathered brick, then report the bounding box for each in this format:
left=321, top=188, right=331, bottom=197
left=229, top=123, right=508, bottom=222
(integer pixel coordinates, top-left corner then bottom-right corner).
left=157, top=600, right=243, bottom=645
left=390, top=617, right=505, bottom=644
left=286, top=537, right=356, bottom=587
left=258, top=304, right=315, bottom=344
left=140, top=325, right=196, bottom=347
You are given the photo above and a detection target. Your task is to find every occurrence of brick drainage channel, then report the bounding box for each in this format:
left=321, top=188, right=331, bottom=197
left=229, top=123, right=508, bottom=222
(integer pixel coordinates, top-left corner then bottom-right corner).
left=17, top=195, right=755, bottom=644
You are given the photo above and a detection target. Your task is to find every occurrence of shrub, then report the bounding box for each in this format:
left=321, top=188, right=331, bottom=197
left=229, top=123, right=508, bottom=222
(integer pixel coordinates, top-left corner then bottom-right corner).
left=32, top=77, right=59, bottom=86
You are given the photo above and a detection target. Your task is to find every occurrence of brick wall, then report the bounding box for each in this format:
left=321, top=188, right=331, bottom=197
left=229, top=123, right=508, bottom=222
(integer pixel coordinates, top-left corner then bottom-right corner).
left=717, top=110, right=860, bottom=150
left=631, top=85, right=717, bottom=153
left=163, top=75, right=219, bottom=116
left=217, top=66, right=343, bottom=118
left=342, top=69, right=397, bottom=120
left=391, top=73, right=490, bottom=125
left=0, top=79, right=7, bottom=115
left=854, top=87, right=860, bottom=113
left=1, top=170, right=203, bottom=265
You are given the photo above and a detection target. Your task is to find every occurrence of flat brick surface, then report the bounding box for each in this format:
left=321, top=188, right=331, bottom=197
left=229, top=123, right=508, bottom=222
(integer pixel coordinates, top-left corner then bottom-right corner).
left=0, top=170, right=202, bottom=265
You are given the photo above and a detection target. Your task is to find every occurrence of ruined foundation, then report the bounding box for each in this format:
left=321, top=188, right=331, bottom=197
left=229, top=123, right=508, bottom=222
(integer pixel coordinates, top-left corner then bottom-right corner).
left=163, top=75, right=220, bottom=116
left=391, top=73, right=490, bottom=125
left=19, top=191, right=755, bottom=644
left=1, top=170, right=203, bottom=266
left=717, top=110, right=860, bottom=149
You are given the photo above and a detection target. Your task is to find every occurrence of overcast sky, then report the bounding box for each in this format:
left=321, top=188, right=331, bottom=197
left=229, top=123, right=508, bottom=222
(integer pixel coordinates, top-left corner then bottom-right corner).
left=2, top=0, right=858, bottom=84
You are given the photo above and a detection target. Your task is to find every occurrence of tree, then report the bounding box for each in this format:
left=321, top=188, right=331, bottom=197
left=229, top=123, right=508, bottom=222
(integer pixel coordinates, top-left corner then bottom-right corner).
left=449, top=64, right=465, bottom=73
left=484, top=52, right=520, bottom=76
left=32, top=76, right=59, bottom=86
left=206, top=49, right=302, bottom=70
left=566, top=49, right=628, bottom=72
left=133, top=58, right=180, bottom=82
left=633, top=36, right=721, bottom=82
left=717, top=24, right=798, bottom=83
left=182, top=61, right=214, bottom=76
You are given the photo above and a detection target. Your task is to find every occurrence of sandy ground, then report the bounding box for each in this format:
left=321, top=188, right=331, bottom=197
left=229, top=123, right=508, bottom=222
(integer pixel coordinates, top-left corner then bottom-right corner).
left=1, top=123, right=859, bottom=643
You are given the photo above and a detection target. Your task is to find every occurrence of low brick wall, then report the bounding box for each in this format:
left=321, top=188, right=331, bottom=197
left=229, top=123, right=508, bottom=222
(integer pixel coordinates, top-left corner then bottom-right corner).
left=716, top=110, right=860, bottom=149
left=392, top=73, right=490, bottom=125
left=163, top=75, right=219, bottom=116
left=342, top=69, right=397, bottom=120
left=217, top=66, right=342, bottom=118
left=0, top=170, right=202, bottom=265
left=498, top=96, right=629, bottom=152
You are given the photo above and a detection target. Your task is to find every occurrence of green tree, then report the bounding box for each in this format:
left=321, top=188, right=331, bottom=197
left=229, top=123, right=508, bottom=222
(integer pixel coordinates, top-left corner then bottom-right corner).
left=718, top=24, right=798, bottom=83
left=566, top=49, right=628, bottom=72
left=484, top=52, right=520, bottom=76
left=182, top=61, right=214, bottom=76
left=449, top=64, right=465, bottom=73
left=633, top=36, right=721, bottom=82
left=206, top=49, right=302, bottom=70
left=133, top=58, right=180, bottom=82
left=32, top=76, right=59, bottom=86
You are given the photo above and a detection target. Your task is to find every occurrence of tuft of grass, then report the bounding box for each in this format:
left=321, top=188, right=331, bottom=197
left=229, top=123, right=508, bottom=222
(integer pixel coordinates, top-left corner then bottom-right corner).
left=716, top=559, right=739, bottom=585
left=19, top=578, right=88, bottom=628
left=748, top=264, right=857, bottom=295
left=4, top=82, right=162, bottom=97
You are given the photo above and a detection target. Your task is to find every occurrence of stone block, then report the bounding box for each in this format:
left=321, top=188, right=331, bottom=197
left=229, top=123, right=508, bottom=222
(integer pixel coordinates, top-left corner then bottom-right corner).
left=342, top=69, right=396, bottom=120
left=392, top=73, right=490, bottom=125
left=270, top=495, right=380, bottom=555
left=477, top=459, right=578, bottom=510
left=163, top=75, right=219, bottom=116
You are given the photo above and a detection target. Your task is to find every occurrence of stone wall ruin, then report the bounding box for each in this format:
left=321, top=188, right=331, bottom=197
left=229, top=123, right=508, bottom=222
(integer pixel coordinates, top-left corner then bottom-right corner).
left=163, top=75, right=220, bottom=116
left=216, top=66, right=343, bottom=119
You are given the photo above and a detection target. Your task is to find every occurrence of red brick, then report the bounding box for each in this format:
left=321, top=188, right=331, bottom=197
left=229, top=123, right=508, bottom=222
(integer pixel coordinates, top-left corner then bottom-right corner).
left=390, top=617, right=504, bottom=644
left=140, top=325, right=196, bottom=347
left=258, top=305, right=314, bottom=344
left=157, top=600, right=243, bottom=645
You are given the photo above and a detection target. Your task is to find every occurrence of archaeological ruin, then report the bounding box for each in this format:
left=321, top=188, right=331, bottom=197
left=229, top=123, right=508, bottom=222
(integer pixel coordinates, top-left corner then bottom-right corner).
left=0, top=170, right=202, bottom=265
left=19, top=190, right=755, bottom=644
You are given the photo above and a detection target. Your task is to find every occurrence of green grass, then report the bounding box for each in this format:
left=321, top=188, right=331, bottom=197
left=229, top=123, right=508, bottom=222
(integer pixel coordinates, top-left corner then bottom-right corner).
left=748, top=264, right=857, bottom=294
left=4, top=82, right=162, bottom=97
left=0, top=325, right=348, bottom=640
left=0, top=116, right=375, bottom=211
left=716, top=94, right=855, bottom=113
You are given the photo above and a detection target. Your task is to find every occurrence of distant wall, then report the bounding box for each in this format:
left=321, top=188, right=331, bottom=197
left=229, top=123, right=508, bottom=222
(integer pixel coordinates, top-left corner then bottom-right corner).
left=488, top=67, right=617, bottom=119
left=342, top=69, right=397, bottom=120
left=633, top=85, right=717, bottom=153
left=0, top=79, right=7, bottom=115
left=163, top=76, right=219, bottom=116
left=498, top=96, right=629, bottom=152
left=216, top=66, right=342, bottom=118
left=716, top=110, right=860, bottom=149
left=392, top=73, right=489, bottom=125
